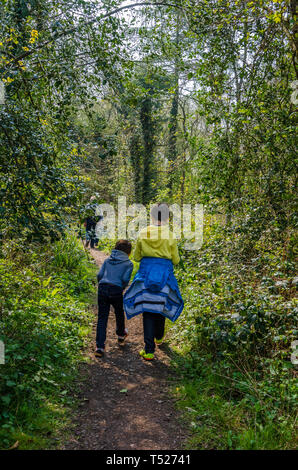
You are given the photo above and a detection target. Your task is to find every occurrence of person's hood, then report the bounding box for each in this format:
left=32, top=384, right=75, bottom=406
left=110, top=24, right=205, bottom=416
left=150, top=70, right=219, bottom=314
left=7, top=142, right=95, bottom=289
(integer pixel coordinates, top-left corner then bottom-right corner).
left=108, top=249, right=129, bottom=264
left=140, top=224, right=172, bottom=239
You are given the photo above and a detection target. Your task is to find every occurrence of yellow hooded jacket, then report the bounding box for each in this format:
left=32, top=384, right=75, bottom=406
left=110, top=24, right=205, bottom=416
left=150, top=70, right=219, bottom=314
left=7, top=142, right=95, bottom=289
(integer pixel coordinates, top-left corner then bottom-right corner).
left=133, top=224, right=180, bottom=265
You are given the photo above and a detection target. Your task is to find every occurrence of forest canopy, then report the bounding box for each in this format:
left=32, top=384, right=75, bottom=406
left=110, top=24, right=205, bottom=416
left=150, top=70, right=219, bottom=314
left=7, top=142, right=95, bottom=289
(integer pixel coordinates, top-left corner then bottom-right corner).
left=0, top=0, right=297, bottom=238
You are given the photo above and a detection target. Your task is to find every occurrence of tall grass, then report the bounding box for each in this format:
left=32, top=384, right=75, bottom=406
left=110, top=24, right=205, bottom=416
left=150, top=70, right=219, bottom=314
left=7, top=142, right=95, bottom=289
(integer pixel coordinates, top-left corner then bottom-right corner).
left=0, top=234, right=96, bottom=449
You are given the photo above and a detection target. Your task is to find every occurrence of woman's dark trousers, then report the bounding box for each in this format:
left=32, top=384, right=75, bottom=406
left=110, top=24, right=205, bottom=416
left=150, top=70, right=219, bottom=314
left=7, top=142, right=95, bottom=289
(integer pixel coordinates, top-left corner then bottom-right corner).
left=142, top=311, right=165, bottom=354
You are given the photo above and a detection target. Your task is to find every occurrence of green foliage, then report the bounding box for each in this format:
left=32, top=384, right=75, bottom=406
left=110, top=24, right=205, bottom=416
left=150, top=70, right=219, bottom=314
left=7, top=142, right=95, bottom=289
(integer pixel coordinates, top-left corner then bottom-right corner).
left=180, top=0, right=297, bottom=232
left=0, top=234, right=96, bottom=449
left=120, top=69, right=172, bottom=204
left=174, top=221, right=297, bottom=360
left=169, top=218, right=297, bottom=449
left=172, top=351, right=297, bottom=450
left=0, top=0, right=126, bottom=239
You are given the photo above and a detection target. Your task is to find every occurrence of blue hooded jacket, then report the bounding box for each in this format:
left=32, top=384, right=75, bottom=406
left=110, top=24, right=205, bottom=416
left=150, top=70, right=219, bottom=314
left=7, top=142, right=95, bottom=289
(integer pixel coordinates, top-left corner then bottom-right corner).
left=123, top=257, right=184, bottom=322
left=97, top=249, right=133, bottom=290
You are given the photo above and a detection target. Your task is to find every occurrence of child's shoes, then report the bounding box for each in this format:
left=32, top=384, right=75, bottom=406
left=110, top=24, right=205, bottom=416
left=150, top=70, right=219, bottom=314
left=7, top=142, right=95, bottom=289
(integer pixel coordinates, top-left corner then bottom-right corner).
left=118, top=328, right=128, bottom=346
left=95, top=348, right=105, bottom=358
left=139, top=349, right=154, bottom=361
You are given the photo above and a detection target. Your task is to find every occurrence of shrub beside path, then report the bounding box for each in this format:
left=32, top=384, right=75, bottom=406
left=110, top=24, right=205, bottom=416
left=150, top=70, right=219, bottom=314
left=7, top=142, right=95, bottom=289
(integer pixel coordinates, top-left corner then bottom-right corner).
left=62, top=249, right=187, bottom=450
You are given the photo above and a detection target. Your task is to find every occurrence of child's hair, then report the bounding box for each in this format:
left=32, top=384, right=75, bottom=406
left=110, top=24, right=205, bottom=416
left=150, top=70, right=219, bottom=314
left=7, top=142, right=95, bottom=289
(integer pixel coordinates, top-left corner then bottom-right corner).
left=151, top=203, right=169, bottom=223
left=115, top=239, right=132, bottom=255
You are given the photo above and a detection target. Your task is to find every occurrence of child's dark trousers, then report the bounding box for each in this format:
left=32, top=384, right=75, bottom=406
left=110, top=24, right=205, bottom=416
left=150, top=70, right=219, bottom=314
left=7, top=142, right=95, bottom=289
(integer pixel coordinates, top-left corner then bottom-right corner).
left=143, top=311, right=165, bottom=354
left=96, top=283, right=126, bottom=350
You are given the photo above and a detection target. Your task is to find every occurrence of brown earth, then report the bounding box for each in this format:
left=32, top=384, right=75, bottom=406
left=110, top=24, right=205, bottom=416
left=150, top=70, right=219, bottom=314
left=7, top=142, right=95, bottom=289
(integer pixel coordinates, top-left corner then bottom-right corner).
left=62, top=249, right=188, bottom=450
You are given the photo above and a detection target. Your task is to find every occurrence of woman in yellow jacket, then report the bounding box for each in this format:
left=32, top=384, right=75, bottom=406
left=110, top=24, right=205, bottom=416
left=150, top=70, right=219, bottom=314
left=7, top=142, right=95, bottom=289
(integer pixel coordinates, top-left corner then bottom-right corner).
left=124, top=203, right=184, bottom=361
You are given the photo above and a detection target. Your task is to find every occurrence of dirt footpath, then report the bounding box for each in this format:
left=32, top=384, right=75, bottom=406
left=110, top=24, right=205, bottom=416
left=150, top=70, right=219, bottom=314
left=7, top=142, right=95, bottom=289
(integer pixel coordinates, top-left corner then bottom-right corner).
left=63, top=249, right=187, bottom=450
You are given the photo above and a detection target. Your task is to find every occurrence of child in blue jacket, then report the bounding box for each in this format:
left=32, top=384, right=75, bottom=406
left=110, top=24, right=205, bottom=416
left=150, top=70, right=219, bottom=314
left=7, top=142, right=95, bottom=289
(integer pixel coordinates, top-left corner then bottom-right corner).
left=95, top=240, right=133, bottom=358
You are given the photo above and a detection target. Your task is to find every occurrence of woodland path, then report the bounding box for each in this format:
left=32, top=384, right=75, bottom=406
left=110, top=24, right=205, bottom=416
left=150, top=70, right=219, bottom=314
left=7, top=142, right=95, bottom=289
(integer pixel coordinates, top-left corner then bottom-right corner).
left=62, top=249, right=188, bottom=450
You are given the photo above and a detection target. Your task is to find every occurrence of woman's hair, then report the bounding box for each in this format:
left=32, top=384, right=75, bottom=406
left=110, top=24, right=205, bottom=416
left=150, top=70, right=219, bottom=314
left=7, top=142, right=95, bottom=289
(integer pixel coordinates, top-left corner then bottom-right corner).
left=150, top=203, right=169, bottom=223
left=115, top=239, right=132, bottom=255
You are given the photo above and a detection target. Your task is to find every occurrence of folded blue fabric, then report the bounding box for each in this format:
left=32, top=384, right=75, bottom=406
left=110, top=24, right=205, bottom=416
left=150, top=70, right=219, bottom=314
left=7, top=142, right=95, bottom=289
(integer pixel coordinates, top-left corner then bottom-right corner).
left=123, top=257, right=184, bottom=322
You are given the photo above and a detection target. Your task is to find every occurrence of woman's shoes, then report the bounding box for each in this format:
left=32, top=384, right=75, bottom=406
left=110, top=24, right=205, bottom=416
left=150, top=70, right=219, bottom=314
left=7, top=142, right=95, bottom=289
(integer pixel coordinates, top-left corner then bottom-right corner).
left=139, top=349, right=154, bottom=361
